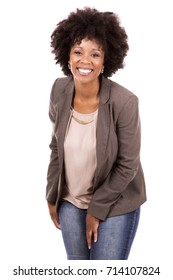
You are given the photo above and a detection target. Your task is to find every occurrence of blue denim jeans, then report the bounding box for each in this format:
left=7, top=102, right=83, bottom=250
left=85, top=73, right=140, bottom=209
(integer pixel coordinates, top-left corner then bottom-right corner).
left=58, top=200, right=140, bottom=260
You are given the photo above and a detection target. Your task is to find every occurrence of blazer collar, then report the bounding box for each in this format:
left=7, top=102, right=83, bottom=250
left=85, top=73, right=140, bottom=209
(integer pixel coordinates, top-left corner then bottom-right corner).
left=99, top=76, right=111, bottom=104
left=61, top=75, right=111, bottom=103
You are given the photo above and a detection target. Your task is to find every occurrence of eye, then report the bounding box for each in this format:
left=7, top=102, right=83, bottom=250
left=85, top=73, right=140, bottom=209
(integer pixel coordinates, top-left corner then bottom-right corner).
left=91, top=53, right=100, bottom=58
left=74, top=51, right=82, bottom=55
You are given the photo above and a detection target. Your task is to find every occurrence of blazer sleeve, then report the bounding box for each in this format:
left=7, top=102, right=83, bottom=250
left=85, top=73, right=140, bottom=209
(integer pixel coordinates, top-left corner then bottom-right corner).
left=87, top=95, right=141, bottom=220
left=46, top=80, right=60, bottom=203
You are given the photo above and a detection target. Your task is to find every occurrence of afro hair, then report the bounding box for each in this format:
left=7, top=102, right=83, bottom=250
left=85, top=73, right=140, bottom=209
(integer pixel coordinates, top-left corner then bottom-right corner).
left=51, top=7, right=129, bottom=78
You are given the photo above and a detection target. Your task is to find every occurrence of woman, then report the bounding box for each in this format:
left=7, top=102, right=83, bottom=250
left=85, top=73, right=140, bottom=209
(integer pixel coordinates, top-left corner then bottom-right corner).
left=46, top=7, right=146, bottom=260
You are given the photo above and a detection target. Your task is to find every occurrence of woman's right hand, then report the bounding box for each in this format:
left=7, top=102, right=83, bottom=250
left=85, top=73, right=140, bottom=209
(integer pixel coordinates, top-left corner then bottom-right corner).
left=47, top=201, right=61, bottom=229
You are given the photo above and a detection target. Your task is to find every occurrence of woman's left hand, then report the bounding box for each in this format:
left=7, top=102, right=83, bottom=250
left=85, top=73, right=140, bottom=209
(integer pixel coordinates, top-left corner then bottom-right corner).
left=86, top=213, right=100, bottom=249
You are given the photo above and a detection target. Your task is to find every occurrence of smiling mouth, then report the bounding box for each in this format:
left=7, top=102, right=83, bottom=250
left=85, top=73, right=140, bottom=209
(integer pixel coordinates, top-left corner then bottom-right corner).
left=77, top=68, right=93, bottom=75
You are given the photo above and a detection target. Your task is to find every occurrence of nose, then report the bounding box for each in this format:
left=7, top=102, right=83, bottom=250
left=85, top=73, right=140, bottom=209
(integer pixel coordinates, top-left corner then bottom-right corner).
left=80, top=54, right=91, bottom=64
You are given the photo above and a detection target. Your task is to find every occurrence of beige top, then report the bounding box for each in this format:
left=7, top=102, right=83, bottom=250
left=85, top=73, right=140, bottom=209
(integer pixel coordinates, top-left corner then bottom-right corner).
left=62, top=108, right=98, bottom=209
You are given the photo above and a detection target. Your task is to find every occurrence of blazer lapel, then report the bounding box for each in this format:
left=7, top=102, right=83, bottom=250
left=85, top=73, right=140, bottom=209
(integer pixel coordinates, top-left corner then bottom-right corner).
left=94, top=77, right=111, bottom=181
left=56, top=78, right=74, bottom=170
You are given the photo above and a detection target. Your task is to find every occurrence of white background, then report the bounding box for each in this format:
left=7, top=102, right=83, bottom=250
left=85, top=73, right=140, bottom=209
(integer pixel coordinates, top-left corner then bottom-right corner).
left=0, top=0, right=172, bottom=279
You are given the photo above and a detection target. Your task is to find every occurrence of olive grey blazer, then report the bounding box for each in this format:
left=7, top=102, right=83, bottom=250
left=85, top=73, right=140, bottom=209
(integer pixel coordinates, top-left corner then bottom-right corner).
left=46, top=76, right=146, bottom=220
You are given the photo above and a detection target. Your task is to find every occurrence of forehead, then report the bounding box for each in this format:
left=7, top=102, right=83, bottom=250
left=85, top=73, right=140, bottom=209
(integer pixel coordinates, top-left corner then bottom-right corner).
left=72, top=38, right=103, bottom=50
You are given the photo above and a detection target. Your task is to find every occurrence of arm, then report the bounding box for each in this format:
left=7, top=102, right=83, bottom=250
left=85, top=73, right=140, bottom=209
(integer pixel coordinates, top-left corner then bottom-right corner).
left=46, top=81, right=60, bottom=228
left=87, top=95, right=141, bottom=220
left=46, top=81, right=59, bottom=202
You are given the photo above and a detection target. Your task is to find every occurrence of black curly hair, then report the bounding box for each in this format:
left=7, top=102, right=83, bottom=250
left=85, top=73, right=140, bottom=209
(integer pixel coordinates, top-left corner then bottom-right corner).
left=51, top=7, right=129, bottom=78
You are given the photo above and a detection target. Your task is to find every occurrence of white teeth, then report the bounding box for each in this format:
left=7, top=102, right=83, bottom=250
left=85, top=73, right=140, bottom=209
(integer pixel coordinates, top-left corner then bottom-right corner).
left=78, top=68, right=92, bottom=74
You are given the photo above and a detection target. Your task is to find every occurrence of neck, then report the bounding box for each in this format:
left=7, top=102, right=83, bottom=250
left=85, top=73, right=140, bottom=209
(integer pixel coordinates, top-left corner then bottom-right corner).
left=74, top=79, right=100, bottom=100
left=73, top=79, right=100, bottom=113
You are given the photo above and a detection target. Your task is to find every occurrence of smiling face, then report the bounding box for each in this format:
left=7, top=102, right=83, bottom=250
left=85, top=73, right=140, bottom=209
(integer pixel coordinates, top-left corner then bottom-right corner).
left=68, top=38, right=104, bottom=86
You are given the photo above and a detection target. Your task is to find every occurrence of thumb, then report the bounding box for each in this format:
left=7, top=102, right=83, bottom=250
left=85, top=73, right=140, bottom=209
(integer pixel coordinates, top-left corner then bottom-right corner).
left=52, top=213, right=61, bottom=229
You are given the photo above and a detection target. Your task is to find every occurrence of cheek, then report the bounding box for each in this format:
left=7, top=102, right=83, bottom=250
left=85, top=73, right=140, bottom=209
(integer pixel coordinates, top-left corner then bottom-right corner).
left=95, top=62, right=104, bottom=69
left=69, top=58, right=79, bottom=65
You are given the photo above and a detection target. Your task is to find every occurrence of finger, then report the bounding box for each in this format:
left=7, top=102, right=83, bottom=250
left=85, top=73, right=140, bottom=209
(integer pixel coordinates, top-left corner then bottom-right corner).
left=93, top=229, right=98, bottom=243
left=86, top=230, right=92, bottom=250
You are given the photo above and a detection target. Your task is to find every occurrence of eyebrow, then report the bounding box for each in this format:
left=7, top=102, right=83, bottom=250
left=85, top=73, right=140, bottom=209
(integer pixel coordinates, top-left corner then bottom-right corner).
left=73, top=46, right=103, bottom=52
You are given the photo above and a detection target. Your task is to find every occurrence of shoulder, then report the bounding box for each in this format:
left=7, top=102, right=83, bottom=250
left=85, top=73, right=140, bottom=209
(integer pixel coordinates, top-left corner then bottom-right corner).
left=54, top=76, right=72, bottom=85
left=109, top=78, right=137, bottom=100
left=102, top=77, right=139, bottom=112
left=51, top=76, right=72, bottom=93
left=50, top=76, right=73, bottom=101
